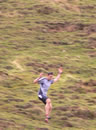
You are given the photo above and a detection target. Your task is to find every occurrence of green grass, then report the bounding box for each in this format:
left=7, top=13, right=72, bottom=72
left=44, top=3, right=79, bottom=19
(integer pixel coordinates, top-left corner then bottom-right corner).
left=0, top=0, right=96, bottom=129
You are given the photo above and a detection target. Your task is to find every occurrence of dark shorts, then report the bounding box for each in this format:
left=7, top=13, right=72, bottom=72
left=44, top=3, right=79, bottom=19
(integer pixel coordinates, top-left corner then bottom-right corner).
left=38, top=95, right=48, bottom=104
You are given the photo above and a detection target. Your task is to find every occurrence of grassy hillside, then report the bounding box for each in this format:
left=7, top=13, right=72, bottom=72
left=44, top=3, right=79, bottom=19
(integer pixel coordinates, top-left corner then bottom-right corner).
left=0, top=0, right=96, bottom=129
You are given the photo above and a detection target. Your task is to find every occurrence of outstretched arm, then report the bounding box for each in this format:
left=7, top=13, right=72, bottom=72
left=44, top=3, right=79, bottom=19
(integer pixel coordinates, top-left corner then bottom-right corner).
left=54, top=68, right=63, bottom=82
left=33, top=73, right=43, bottom=83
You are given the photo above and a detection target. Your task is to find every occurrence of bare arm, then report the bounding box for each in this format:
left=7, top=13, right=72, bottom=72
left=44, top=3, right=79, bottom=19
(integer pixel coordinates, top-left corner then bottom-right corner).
left=54, top=68, right=63, bottom=82
left=33, top=73, right=43, bottom=83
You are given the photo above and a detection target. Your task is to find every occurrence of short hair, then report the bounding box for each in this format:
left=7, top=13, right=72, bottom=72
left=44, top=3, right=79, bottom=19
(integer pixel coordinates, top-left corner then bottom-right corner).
left=47, top=72, right=53, bottom=75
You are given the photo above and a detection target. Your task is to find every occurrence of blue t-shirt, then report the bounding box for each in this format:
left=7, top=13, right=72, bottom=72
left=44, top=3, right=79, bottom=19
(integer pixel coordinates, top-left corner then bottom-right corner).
left=38, top=77, right=54, bottom=96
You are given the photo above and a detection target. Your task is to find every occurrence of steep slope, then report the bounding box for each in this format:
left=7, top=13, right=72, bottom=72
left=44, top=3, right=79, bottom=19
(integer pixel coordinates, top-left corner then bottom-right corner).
left=0, top=0, right=96, bottom=129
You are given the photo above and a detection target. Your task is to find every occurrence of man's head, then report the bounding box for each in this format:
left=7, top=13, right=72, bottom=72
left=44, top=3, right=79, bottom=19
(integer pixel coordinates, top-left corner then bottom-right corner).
left=47, top=72, right=53, bottom=80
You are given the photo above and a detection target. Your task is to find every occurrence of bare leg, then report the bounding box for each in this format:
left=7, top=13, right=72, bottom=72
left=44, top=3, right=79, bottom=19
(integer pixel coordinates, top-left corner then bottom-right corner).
left=49, top=102, right=52, bottom=117
left=45, top=98, right=51, bottom=122
left=45, top=102, right=50, bottom=116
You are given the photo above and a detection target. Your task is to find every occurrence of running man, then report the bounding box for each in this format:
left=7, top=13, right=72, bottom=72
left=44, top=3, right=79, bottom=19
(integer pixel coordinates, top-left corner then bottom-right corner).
left=33, top=67, right=63, bottom=122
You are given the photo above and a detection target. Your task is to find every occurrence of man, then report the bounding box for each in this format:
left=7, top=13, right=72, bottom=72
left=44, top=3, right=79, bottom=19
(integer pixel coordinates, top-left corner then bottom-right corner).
left=33, top=67, right=63, bottom=122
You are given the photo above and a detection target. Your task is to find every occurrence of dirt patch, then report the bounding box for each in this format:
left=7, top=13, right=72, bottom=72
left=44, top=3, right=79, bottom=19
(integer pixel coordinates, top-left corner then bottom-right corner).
left=0, top=0, right=7, bottom=3
left=71, top=95, right=80, bottom=99
left=44, top=22, right=96, bottom=35
left=86, top=99, right=96, bottom=104
left=63, top=121, right=73, bottom=127
left=87, top=37, right=96, bottom=49
left=53, top=41, right=70, bottom=45
left=84, top=79, right=96, bottom=86
left=29, top=100, right=41, bottom=104
left=58, top=94, right=65, bottom=99
left=80, top=5, right=96, bottom=10
left=86, top=25, right=96, bottom=34
left=46, top=22, right=85, bottom=32
left=5, top=66, right=13, bottom=70
left=37, top=6, right=57, bottom=15
left=36, top=128, right=49, bottom=130
left=0, top=120, right=14, bottom=129
left=87, top=50, right=96, bottom=57
left=50, top=93, right=58, bottom=96
left=0, top=71, right=8, bottom=81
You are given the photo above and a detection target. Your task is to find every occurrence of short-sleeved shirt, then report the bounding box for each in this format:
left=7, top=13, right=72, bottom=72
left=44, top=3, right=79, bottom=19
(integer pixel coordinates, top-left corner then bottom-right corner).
left=38, top=77, right=54, bottom=96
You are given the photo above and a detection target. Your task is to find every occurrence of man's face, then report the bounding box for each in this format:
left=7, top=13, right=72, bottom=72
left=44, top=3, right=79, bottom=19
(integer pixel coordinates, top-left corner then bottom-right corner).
left=47, top=74, right=53, bottom=80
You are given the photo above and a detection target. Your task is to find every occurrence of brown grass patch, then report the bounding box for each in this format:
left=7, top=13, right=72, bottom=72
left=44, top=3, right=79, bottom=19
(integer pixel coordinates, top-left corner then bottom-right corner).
left=0, top=71, right=8, bottom=81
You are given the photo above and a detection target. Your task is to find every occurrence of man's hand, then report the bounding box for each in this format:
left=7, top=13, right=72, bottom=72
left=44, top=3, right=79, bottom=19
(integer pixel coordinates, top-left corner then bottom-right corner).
left=54, top=67, right=63, bottom=82
left=34, top=72, right=44, bottom=83
left=39, top=73, right=44, bottom=78
left=58, top=67, right=63, bottom=74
